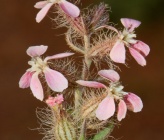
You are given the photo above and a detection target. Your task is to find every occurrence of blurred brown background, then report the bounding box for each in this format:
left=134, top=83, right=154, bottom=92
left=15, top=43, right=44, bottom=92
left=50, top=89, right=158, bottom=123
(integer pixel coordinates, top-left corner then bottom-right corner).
left=0, top=0, right=164, bottom=139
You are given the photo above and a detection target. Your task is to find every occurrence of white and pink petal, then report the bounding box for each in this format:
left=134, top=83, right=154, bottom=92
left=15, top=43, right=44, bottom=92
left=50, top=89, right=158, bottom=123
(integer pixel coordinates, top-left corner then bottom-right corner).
left=98, top=69, right=120, bottom=82
left=30, top=72, right=44, bottom=101
left=132, top=41, right=150, bottom=57
left=36, top=3, right=54, bottom=23
left=19, top=71, right=34, bottom=88
left=121, top=18, right=141, bottom=32
left=44, top=67, right=68, bottom=92
left=59, top=1, right=80, bottom=18
left=76, top=80, right=106, bottom=88
left=96, top=96, right=115, bottom=120
left=124, top=93, right=143, bottom=112
left=44, top=52, right=74, bottom=62
left=110, top=41, right=126, bottom=64
left=117, top=100, right=127, bottom=121
left=27, top=45, right=48, bottom=57
left=129, top=47, right=146, bottom=66
left=34, top=1, right=48, bottom=9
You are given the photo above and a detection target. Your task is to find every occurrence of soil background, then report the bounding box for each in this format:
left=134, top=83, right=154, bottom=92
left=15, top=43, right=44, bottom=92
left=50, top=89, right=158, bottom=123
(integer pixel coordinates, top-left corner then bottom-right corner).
left=0, top=0, right=164, bottom=139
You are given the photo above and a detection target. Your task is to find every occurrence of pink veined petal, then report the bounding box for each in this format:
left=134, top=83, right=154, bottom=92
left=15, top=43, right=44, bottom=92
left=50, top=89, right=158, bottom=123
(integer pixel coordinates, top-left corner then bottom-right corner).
left=44, top=67, right=68, bottom=92
left=96, top=96, right=115, bottom=120
left=121, top=18, right=141, bottom=32
left=76, top=80, right=106, bottom=88
left=36, top=3, right=54, bottom=23
left=110, top=41, right=126, bottom=64
left=44, top=52, right=74, bottom=62
left=132, top=41, right=150, bottom=57
left=27, top=45, right=48, bottom=57
left=129, top=47, right=146, bottom=66
left=98, top=69, right=120, bottom=82
left=124, top=93, right=143, bottom=112
left=19, top=71, right=33, bottom=88
left=30, top=73, right=44, bottom=101
left=59, top=1, right=80, bottom=18
left=117, top=100, right=127, bottom=121
left=34, top=1, right=48, bottom=9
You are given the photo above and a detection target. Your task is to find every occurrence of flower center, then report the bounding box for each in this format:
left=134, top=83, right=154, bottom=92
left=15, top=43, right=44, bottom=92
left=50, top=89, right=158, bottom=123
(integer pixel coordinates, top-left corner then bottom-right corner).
left=28, top=57, right=47, bottom=73
left=108, top=84, right=125, bottom=100
left=49, top=0, right=64, bottom=3
left=120, top=29, right=137, bottom=45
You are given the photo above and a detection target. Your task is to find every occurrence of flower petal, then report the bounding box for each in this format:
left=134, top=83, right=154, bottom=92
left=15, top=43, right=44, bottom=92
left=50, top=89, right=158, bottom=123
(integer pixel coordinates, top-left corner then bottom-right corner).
left=117, top=100, right=127, bottom=121
left=30, top=73, right=44, bottom=101
left=36, top=3, right=54, bottom=23
left=121, top=18, right=141, bottom=32
left=132, top=41, right=150, bottom=57
left=44, top=67, right=68, bottom=92
left=129, top=47, right=146, bottom=66
left=44, top=52, right=74, bottom=62
left=34, top=1, right=48, bottom=9
left=59, top=1, right=80, bottom=18
left=27, top=45, right=48, bottom=57
left=124, top=93, right=143, bottom=112
left=98, top=69, right=120, bottom=82
left=76, top=80, right=106, bottom=88
left=19, top=71, right=33, bottom=88
left=110, top=41, right=126, bottom=64
left=96, top=96, right=115, bottom=120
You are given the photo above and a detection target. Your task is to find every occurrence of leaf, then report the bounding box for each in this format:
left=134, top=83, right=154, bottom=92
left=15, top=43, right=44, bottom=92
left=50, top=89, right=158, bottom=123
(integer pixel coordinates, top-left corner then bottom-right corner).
left=92, top=123, right=114, bottom=140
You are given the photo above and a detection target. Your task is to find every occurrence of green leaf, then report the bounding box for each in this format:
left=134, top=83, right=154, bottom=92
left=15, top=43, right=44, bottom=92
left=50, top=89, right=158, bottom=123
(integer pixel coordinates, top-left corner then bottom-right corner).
left=92, top=124, right=114, bottom=140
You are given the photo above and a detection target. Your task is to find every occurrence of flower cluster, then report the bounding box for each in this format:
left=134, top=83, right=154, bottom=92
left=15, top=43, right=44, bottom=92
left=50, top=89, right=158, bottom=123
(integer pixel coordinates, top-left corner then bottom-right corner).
left=35, top=0, right=80, bottom=23
left=77, top=69, right=143, bottom=121
left=19, top=1, right=150, bottom=139
left=110, top=18, right=150, bottom=66
left=19, top=45, right=74, bottom=101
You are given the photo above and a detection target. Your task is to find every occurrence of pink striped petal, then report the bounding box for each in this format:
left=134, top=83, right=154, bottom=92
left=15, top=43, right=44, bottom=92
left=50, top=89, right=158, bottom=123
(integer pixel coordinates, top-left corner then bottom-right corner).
left=36, top=3, right=54, bottom=23
left=19, top=71, right=33, bottom=88
left=76, top=80, right=106, bottom=88
left=44, top=52, right=74, bottom=62
left=121, top=18, right=141, bottom=32
left=34, top=1, right=48, bottom=9
left=44, top=67, right=68, bottom=92
left=96, top=96, right=115, bottom=120
left=132, top=41, right=150, bottom=57
left=124, top=93, right=143, bottom=112
left=30, top=73, right=44, bottom=101
left=59, top=1, right=80, bottom=18
left=98, top=69, right=120, bottom=82
left=117, top=100, right=127, bottom=121
left=110, top=41, right=126, bottom=64
left=27, top=45, right=48, bottom=57
left=129, top=47, right=146, bottom=66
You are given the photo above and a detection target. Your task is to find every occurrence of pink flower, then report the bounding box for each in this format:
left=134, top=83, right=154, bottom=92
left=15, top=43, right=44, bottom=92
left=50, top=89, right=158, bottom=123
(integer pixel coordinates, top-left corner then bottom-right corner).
left=34, top=0, right=80, bottom=23
left=19, top=45, right=74, bottom=101
left=110, top=18, right=150, bottom=66
left=76, top=69, right=143, bottom=121
left=46, top=94, right=64, bottom=107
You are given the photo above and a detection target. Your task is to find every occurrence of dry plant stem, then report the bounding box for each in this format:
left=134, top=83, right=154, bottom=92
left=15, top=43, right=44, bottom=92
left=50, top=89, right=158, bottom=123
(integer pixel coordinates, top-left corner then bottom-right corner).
left=66, top=32, right=84, bottom=55
left=75, top=34, right=92, bottom=110
left=82, top=34, right=92, bottom=80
